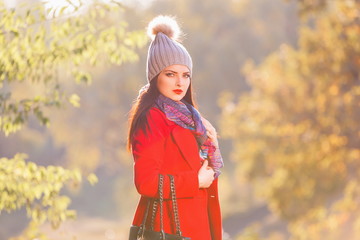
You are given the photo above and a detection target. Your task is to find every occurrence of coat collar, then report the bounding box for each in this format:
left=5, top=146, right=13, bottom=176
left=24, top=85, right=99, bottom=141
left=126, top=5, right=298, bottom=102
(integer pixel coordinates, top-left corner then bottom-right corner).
left=152, top=107, right=201, bottom=170
left=171, top=125, right=201, bottom=170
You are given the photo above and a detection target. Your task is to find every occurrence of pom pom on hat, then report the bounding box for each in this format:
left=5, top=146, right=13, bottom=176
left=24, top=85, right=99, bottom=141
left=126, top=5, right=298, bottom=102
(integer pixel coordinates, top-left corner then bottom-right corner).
left=147, top=15, right=181, bottom=41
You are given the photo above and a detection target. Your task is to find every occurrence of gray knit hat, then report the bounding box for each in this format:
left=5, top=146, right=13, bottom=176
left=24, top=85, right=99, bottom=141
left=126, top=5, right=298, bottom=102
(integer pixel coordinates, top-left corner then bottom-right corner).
left=146, top=15, right=193, bottom=82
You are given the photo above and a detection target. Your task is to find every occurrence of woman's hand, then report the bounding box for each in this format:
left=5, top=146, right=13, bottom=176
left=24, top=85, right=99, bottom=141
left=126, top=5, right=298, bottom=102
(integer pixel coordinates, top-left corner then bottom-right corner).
left=198, top=160, right=215, bottom=188
left=201, top=117, right=219, bottom=147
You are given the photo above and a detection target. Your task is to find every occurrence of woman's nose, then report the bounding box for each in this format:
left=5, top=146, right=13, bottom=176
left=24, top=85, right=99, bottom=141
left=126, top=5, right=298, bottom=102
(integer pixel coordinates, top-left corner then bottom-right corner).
left=176, top=76, right=185, bottom=86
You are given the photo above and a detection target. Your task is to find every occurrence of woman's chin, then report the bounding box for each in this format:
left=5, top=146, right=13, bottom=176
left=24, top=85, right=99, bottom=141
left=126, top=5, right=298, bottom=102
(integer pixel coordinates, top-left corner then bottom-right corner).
left=167, top=94, right=184, bottom=102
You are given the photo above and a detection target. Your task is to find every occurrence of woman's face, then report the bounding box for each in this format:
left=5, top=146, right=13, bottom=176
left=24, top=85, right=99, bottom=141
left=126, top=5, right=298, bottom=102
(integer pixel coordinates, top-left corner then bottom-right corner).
left=157, top=64, right=191, bottom=102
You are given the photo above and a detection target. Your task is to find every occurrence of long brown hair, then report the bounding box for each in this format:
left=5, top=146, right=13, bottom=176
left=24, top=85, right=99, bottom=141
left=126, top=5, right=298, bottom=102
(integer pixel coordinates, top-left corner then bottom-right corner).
left=127, top=75, right=196, bottom=151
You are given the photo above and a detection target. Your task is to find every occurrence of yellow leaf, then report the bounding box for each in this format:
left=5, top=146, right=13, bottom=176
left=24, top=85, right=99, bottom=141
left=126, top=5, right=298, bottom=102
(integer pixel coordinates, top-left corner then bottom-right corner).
left=87, top=173, right=98, bottom=185
left=68, top=94, right=81, bottom=108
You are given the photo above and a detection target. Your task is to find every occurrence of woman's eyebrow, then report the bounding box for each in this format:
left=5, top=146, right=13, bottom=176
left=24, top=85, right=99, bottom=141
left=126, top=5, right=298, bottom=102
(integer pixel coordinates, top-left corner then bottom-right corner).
left=164, top=70, right=190, bottom=74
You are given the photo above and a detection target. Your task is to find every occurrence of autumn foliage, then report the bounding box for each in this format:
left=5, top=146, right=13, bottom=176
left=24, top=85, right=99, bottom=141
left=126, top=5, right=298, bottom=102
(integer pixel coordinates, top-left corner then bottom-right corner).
left=220, top=0, right=360, bottom=239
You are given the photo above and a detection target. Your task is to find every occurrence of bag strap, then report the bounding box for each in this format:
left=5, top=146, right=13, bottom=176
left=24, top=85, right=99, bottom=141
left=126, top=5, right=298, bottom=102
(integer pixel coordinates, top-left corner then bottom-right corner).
left=137, top=197, right=151, bottom=238
left=168, top=174, right=183, bottom=236
left=137, top=175, right=163, bottom=238
left=150, top=199, right=158, bottom=231
left=142, top=174, right=184, bottom=238
left=158, top=174, right=165, bottom=239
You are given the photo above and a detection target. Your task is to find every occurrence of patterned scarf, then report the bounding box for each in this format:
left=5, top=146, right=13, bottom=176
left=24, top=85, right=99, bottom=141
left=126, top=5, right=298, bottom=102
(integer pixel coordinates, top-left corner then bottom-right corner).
left=155, top=94, right=223, bottom=178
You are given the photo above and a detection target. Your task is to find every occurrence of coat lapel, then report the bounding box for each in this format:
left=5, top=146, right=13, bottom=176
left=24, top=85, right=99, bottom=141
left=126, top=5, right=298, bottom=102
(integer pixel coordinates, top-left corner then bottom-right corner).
left=171, top=125, right=201, bottom=170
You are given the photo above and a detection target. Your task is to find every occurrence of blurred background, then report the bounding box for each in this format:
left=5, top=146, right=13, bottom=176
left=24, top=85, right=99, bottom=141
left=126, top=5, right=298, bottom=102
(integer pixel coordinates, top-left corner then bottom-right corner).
left=0, top=0, right=359, bottom=239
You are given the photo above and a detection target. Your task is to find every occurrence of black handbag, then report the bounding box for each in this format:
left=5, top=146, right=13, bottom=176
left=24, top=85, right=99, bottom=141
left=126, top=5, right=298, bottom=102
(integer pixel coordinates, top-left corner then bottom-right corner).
left=129, top=174, right=191, bottom=240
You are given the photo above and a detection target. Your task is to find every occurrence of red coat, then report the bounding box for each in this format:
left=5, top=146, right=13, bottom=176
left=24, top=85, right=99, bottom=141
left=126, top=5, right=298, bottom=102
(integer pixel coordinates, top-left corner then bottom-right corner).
left=131, top=107, right=222, bottom=240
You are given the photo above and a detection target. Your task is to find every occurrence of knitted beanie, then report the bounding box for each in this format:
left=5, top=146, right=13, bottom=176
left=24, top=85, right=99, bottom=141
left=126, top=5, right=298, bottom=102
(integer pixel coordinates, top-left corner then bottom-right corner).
left=146, top=15, right=193, bottom=82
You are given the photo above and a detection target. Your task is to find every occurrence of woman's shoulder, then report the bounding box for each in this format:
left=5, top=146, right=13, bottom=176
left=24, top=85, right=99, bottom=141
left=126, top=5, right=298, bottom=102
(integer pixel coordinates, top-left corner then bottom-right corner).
left=132, top=107, right=172, bottom=145
left=147, top=106, right=164, bottom=120
left=147, top=106, right=174, bottom=127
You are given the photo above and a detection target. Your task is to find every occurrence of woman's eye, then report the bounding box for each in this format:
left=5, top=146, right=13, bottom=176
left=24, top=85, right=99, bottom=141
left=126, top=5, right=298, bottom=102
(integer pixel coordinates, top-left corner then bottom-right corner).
left=184, top=74, right=191, bottom=78
left=166, top=73, right=174, bottom=77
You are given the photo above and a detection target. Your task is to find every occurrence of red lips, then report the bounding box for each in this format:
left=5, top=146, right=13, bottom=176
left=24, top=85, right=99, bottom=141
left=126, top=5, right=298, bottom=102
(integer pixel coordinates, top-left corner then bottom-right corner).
left=173, top=89, right=183, bottom=95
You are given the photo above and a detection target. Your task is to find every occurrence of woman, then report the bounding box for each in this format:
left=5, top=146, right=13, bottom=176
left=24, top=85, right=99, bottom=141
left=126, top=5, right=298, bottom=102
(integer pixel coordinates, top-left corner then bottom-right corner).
left=127, top=15, right=223, bottom=240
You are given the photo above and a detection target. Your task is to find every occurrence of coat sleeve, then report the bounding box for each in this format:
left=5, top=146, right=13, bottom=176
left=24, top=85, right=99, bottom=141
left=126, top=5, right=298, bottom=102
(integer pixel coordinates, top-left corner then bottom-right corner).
left=132, top=108, right=199, bottom=199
